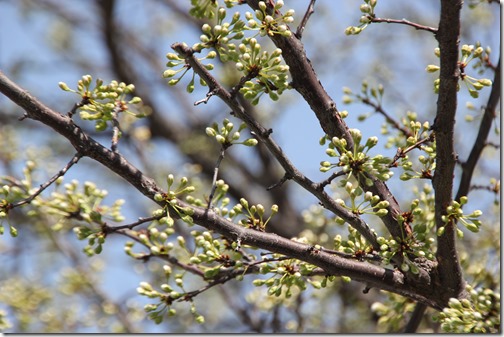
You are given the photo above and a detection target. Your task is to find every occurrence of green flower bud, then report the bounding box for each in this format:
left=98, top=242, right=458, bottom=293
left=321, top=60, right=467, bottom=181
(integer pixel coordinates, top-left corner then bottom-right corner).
left=231, top=131, right=240, bottom=141
left=242, top=138, right=258, bottom=146
left=58, top=82, right=71, bottom=91
left=360, top=4, right=371, bottom=13
left=376, top=209, right=388, bottom=217
left=270, top=204, right=279, bottom=213
left=206, top=127, right=217, bottom=137
left=196, top=315, right=205, bottom=324
left=426, top=65, right=440, bottom=73
left=464, top=222, right=479, bottom=233
left=163, top=69, right=178, bottom=78
left=477, top=78, right=492, bottom=86
left=472, top=82, right=484, bottom=90
left=215, top=135, right=227, bottom=144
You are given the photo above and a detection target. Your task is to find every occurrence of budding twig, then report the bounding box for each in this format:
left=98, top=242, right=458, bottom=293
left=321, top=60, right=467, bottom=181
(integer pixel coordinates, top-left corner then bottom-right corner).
left=295, top=0, right=316, bottom=39
left=370, top=17, right=438, bottom=34
left=10, top=153, right=82, bottom=209
left=207, top=144, right=230, bottom=209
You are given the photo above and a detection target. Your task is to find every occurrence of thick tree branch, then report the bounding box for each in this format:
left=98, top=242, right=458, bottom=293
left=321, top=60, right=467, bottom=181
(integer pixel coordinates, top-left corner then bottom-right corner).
left=245, top=0, right=405, bottom=246
left=432, top=0, right=466, bottom=302
left=0, top=70, right=443, bottom=310
left=171, top=43, right=380, bottom=251
left=97, top=0, right=301, bottom=237
left=456, top=56, right=501, bottom=201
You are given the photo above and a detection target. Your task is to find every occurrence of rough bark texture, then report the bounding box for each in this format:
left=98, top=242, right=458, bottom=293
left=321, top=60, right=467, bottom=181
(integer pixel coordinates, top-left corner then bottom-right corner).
left=432, top=0, right=467, bottom=302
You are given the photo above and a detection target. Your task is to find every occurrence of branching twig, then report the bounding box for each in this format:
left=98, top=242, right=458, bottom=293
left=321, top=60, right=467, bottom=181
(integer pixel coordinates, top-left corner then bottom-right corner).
left=295, top=0, right=316, bottom=39
left=171, top=42, right=381, bottom=251
left=370, top=17, right=438, bottom=34
left=105, top=214, right=166, bottom=231
left=403, top=303, right=427, bottom=332
left=245, top=0, right=407, bottom=249
left=10, top=153, right=82, bottom=209
left=456, top=56, right=501, bottom=201
left=266, top=172, right=291, bottom=190
left=115, top=228, right=206, bottom=277
left=361, top=97, right=413, bottom=138
left=194, top=88, right=219, bottom=106
left=317, top=170, right=346, bottom=189
left=389, top=133, right=434, bottom=167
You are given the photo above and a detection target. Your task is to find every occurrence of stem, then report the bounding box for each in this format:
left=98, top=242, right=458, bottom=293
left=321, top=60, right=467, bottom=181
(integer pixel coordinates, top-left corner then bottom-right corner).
left=432, top=0, right=466, bottom=303
left=207, top=144, right=228, bottom=209
left=370, top=17, right=437, bottom=34
left=245, top=0, right=406, bottom=246
left=10, top=153, right=82, bottom=208
left=295, top=0, right=316, bottom=39
left=456, top=56, right=501, bottom=201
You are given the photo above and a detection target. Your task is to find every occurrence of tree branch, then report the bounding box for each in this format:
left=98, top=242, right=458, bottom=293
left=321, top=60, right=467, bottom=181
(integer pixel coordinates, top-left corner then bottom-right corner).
left=456, top=56, right=501, bottom=201
left=360, top=97, right=413, bottom=139
left=0, top=70, right=443, bottom=310
left=370, top=17, right=438, bottom=34
left=295, top=0, right=316, bottom=39
left=245, top=0, right=406, bottom=247
left=9, top=153, right=82, bottom=209
left=403, top=303, right=427, bottom=332
left=97, top=0, right=301, bottom=238
left=171, top=43, right=380, bottom=251
left=432, top=0, right=466, bottom=303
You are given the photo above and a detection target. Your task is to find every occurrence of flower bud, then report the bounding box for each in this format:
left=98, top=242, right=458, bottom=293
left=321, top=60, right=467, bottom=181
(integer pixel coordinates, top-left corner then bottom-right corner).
left=242, top=138, right=258, bottom=146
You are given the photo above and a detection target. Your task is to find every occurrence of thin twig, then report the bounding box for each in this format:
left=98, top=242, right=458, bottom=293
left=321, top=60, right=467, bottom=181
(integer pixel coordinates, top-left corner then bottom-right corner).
left=361, top=97, right=413, bottom=138
left=105, top=214, right=166, bottom=231
left=389, top=133, right=434, bottom=167
left=317, top=170, right=346, bottom=189
left=194, top=88, right=218, bottom=105
left=115, top=228, right=206, bottom=276
left=485, top=141, right=499, bottom=149
left=207, top=144, right=229, bottom=209
left=470, top=183, right=500, bottom=194
left=111, top=104, right=122, bottom=152
left=10, top=153, right=82, bottom=208
left=456, top=56, right=501, bottom=202
left=266, top=172, right=291, bottom=190
left=370, top=17, right=438, bottom=34
left=295, top=0, right=316, bottom=39
left=403, top=303, right=427, bottom=332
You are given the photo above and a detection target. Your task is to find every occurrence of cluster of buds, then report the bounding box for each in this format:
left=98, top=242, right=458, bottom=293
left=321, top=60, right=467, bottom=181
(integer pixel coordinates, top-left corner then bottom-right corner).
left=59, top=75, right=144, bottom=131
